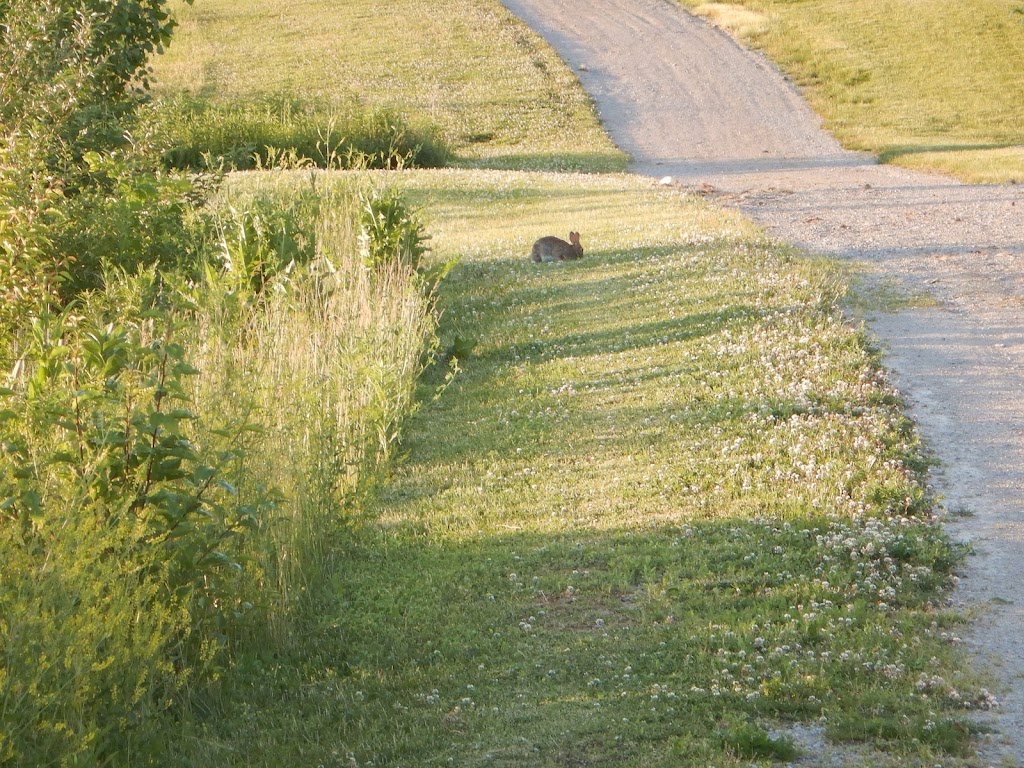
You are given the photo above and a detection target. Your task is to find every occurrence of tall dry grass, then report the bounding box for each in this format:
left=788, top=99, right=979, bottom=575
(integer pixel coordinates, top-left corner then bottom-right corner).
left=186, top=176, right=437, bottom=633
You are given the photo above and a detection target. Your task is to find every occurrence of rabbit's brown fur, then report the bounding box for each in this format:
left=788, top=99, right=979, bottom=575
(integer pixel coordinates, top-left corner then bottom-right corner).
left=531, top=231, right=583, bottom=262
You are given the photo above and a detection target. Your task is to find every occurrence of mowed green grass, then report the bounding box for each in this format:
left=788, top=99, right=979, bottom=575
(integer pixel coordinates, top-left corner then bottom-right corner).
left=154, top=0, right=625, bottom=171
left=151, top=1, right=992, bottom=763
left=157, top=0, right=1024, bottom=181
left=171, top=170, right=986, bottom=767
left=686, top=0, right=1024, bottom=182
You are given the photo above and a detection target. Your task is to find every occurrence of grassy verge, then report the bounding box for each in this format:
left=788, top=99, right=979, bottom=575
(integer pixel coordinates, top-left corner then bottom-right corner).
left=158, top=0, right=1024, bottom=182
left=0, top=172, right=439, bottom=764
left=152, top=0, right=625, bottom=172
left=185, top=175, right=439, bottom=630
left=147, top=1, right=997, bottom=763
left=684, top=0, right=1024, bottom=183
left=171, top=169, right=987, bottom=767
left=148, top=95, right=453, bottom=170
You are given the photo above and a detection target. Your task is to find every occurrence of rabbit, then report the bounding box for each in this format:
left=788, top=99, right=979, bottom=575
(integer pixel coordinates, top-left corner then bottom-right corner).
left=530, top=231, right=583, bottom=262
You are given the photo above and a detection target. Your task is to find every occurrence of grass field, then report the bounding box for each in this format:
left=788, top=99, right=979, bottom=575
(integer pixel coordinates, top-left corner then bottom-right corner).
left=144, top=0, right=999, bottom=764
left=686, top=0, right=1024, bottom=182
left=154, top=0, right=625, bottom=171
left=165, top=169, right=987, bottom=767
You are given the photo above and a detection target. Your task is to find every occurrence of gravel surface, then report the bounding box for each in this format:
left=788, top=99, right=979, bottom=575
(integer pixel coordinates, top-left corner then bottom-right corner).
left=501, top=0, right=1024, bottom=762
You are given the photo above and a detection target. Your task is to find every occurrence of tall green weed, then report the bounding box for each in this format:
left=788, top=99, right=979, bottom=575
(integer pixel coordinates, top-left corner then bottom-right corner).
left=1, top=176, right=440, bottom=763
left=186, top=176, right=438, bottom=625
left=360, top=187, right=430, bottom=271
left=0, top=278, right=276, bottom=763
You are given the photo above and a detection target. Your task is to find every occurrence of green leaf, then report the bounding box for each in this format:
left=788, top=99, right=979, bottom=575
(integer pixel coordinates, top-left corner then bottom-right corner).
left=164, top=342, right=187, bottom=360
left=191, top=466, right=217, bottom=485
left=151, top=458, right=186, bottom=482
left=148, top=410, right=185, bottom=433
left=215, top=479, right=238, bottom=496
left=172, top=360, right=201, bottom=376
left=204, top=550, right=232, bottom=568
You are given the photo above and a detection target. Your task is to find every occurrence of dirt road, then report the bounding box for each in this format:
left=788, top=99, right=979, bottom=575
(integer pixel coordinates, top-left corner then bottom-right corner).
left=500, top=0, right=1024, bottom=762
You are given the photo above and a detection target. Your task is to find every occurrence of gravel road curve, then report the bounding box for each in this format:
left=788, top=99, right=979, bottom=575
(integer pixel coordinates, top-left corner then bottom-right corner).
left=500, top=0, right=1024, bottom=762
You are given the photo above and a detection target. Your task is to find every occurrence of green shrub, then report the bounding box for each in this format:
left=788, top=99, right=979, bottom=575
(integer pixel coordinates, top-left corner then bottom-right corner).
left=0, top=1, right=204, bottom=343
left=359, top=187, right=430, bottom=271
left=0, top=144, right=200, bottom=336
left=0, top=519, right=188, bottom=766
left=0, top=162, right=61, bottom=357
left=2, top=283, right=278, bottom=625
left=0, top=272, right=282, bottom=763
left=152, top=95, right=451, bottom=171
left=0, top=0, right=190, bottom=163
left=53, top=151, right=201, bottom=298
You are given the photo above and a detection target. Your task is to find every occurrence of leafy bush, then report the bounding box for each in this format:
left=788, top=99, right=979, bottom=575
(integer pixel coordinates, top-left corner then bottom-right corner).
left=0, top=0, right=190, bottom=163
left=55, top=151, right=201, bottom=297
left=0, top=519, right=188, bottom=765
left=0, top=167, right=61, bottom=356
left=152, top=95, right=451, bottom=171
left=359, top=187, right=430, bottom=271
left=0, top=272, right=281, bottom=763
left=3, top=286, right=278, bottom=619
left=0, top=0, right=201, bottom=350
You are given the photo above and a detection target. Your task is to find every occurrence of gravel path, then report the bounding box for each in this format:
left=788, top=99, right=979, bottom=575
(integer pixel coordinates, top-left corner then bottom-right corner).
left=501, top=0, right=1024, bottom=762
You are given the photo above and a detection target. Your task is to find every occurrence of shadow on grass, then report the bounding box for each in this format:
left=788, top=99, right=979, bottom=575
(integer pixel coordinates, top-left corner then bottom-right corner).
left=291, top=515, right=967, bottom=767
left=404, top=247, right=775, bottom=474
left=877, top=142, right=1019, bottom=164
left=238, top=228, right=980, bottom=768
left=389, top=239, right=921, bottom=523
